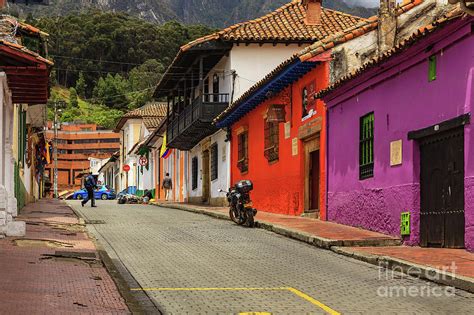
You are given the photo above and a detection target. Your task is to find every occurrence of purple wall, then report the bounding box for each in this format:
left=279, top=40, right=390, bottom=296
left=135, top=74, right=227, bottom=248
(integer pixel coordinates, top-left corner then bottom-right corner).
left=325, top=21, right=474, bottom=251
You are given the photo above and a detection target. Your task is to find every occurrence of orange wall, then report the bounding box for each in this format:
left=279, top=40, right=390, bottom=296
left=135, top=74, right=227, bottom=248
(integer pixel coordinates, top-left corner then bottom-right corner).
left=231, top=63, right=329, bottom=218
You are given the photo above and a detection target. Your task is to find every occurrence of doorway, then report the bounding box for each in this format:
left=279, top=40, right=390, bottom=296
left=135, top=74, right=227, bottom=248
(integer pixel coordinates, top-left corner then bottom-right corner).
left=309, top=150, right=320, bottom=211
left=202, top=150, right=210, bottom=203
left=304, top=137, right=320, bottom=215
left=420, top=127, right=465, bottom=248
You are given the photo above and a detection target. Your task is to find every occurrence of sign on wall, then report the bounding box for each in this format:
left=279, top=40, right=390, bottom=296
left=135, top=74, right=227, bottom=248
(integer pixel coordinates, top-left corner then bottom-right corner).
left=292, top=138, right=299, bottom=156
left=284, top=122, right=291, bottom=139
left=390, top=140, right=403, bottom=166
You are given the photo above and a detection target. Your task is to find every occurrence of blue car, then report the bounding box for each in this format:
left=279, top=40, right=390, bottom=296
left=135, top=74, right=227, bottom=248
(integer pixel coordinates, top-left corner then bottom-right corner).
left=73, top=185, right=116, bottom=200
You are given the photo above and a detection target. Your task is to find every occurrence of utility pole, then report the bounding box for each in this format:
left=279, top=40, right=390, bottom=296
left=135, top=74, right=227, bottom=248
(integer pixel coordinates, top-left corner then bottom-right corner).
left=53, top=100, right=65, bottom=199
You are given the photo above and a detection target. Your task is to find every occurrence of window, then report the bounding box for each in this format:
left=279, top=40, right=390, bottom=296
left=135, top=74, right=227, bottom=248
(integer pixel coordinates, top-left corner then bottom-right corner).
left=264, top=121, right=279, bottom=162
left=359, top=112, right=374, bottom=180
left=428, top=55, right=437, bottom=82
left=210, top=143, right=218, bottom=181
left=237, top=132, right=248, bottom=173
left=192, top=157, right=198, bottom=190
left=302, top=87, right=308, bottom=117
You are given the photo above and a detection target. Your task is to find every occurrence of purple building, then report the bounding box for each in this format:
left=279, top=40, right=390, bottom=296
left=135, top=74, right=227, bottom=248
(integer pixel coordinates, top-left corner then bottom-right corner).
left=319, top=9, right=474, bottom=251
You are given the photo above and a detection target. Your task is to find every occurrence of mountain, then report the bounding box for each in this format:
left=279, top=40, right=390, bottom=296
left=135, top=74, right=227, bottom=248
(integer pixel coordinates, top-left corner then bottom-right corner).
left=5, top=0, right=377, bottom=27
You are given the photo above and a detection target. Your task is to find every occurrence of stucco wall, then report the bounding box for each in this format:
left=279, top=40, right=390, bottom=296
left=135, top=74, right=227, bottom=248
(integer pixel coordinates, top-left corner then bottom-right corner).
left=188, top=130, right=229, bottom=205
left=230, top=43, right=310, bottom=100
left=326, top=25, right=473, bottom=250
left=329, top=0, right=453, bottom=85
left=231, top=64, right=328, bottom=216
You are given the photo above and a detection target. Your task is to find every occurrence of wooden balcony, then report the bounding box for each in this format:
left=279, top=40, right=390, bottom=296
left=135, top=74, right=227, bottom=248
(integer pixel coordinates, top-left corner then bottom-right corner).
left=167, top=93, right=229, bottom=150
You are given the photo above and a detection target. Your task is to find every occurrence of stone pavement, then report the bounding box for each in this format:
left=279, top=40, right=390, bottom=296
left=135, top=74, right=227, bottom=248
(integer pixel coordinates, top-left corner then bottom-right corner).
left=0, top=199, right=129, bottom=314
left=69, top=201, right=474, bottom=314
left=156, top=202, right=474, bottom=292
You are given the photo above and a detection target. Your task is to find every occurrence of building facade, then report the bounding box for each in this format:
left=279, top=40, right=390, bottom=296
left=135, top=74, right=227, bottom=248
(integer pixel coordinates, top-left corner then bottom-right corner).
left=0, top=16, right=52, bottom=237
left=45, top=123, right=120, bottom=192
left=154, top=0, right=366, bottom=206
left=319, top=9, right=474, bottom=250
left=114, top=103, right=166, bottom=194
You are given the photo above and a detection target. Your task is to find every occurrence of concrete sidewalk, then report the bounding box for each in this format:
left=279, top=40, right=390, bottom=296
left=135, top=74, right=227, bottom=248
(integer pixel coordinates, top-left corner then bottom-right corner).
left=155, top=202, right=474, bottom=293
left=0, top=199, right=129, bottom=313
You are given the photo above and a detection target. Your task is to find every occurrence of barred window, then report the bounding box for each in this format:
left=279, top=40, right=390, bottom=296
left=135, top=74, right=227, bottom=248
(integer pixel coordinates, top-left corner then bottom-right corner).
left=264, top=121, right=279, bottom=162
left=192, top=157, right=198, bottom=190
left=210, top=143, right=218, bottom=181
left=237, top=132, right=248, bottom=173
left=359, top=112, right=374, bottom=180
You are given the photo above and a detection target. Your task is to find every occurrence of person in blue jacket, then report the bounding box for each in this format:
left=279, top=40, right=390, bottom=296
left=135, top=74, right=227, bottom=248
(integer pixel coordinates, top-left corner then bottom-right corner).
left=81, top=172, right=97, bottom=207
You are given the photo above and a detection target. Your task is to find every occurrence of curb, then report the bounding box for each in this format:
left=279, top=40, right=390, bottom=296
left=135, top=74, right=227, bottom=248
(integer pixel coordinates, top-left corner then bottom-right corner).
left=156, top=202, right=474, bottom=293
left=332, top=247, right=474, bottom=293
left=155, top=202, right=401, bottom=248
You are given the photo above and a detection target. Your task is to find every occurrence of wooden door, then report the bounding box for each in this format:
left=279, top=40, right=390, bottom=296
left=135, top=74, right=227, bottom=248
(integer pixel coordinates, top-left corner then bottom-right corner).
left=420, top=128, right=464, bottom=248
left=202, top=150, right=210, bottom=203
left=304, top=137, right=320, bottom=213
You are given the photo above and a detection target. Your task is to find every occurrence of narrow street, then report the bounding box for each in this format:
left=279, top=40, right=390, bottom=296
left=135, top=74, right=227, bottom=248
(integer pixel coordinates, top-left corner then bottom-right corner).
left=69, top=201, right=474, bottom=314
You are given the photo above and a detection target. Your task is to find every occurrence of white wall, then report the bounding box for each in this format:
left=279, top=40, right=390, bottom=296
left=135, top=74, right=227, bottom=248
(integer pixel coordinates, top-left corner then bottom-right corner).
left=230, top=43, right=310, bottom=100
left=188, top=129, right=230, bottom=201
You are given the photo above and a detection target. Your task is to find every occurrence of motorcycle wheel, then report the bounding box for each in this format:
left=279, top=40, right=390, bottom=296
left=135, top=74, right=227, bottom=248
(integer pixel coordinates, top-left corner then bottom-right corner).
left=245, top=207, right=255, bottom=228
left=229, top=207, right=245, bottom=225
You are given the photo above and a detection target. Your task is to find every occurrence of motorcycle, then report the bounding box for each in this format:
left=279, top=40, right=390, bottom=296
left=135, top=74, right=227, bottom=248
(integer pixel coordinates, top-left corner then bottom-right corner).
left=219, top=180, right=257, bottom=227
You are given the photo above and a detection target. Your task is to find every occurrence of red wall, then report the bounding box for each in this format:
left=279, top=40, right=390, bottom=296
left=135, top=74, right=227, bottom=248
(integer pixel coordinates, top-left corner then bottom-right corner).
left=231, top=63, right=329, bottom=217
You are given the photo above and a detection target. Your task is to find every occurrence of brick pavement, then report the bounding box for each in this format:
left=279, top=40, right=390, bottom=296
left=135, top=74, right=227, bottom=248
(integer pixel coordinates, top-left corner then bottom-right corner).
left=157, top=202, right=474, bottom=284
left=69, top=201, right=474, bottom=314
left=0, top=199, right=128, bottom=314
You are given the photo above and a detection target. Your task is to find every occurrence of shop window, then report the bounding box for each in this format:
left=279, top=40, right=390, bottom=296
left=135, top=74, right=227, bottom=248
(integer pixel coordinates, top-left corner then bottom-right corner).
left=192, top=157, right=198, bottom=190
left=359, top=112, right=374, bottom=180
left=237, top=132, right=248, bottom=173
left=264, top=121, right=279, bottom=162
left=210, top=143, right=218, bottom=181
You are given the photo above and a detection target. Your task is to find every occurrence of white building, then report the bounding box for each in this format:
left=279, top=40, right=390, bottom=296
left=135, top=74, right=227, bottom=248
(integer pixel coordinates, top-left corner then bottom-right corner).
left=154, top=0, right=367, bottom=205
left=114, top=102, right=166, bottom=194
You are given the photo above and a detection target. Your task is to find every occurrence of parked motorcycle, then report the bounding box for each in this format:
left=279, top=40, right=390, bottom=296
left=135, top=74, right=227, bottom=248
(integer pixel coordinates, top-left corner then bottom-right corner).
left=219, top=180, right=257, bottom=227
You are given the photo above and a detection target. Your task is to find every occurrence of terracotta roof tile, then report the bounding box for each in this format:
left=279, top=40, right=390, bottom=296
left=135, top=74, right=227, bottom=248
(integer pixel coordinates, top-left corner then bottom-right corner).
left=182, top=1, right=366, bottom=49
left=315, top=7, right=466, bottom=99
left=0, top=39, right=53, bottom=65
left=115, top=102, right=167, bottom=131
left=123, top=102, right=167, bottom=118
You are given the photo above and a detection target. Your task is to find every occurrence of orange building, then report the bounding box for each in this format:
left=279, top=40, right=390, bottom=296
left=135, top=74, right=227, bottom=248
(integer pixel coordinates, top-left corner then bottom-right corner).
left=216, top=56, right=329, bottom=219
left=45, top=123, right=120, bottom=191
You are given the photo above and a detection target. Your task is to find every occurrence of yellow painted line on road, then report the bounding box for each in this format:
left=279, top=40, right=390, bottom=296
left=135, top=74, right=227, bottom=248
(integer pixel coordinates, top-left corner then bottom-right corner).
left=239, top=312, right=272, bottom=315
left=131, top=286, right=340, bottom=314
left=287, top=287, right=340, bottom=315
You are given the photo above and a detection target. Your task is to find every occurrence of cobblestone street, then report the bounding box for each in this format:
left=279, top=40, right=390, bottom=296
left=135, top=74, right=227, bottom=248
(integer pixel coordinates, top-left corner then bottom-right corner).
left=69, top=201, right=474, bottom=314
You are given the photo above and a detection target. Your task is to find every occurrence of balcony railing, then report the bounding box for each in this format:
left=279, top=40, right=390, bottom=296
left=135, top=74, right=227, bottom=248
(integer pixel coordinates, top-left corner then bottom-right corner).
left=167, top=93, right=229, bottom=150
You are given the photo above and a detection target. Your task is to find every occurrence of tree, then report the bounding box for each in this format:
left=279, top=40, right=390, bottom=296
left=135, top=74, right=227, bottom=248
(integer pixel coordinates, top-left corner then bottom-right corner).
left=69, top=87, right=79, bottom=108
left=75, top=72, right=87, bottom=98
left=93, top=74, right=130, bottom=110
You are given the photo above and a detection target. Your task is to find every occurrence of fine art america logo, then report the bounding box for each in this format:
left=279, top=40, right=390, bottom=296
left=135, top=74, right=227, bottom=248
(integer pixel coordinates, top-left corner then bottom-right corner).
left=377, top=261, right=457, bottom=297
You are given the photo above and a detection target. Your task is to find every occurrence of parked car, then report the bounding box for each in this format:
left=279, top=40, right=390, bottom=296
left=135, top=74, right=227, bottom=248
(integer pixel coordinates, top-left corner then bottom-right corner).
left=72, top=185, right=116, bottom=200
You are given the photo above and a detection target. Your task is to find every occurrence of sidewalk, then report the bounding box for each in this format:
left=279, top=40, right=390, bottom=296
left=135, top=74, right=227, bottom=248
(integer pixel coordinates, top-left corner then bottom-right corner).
left=0, top=199, right=129, bottom=313
left=155, top=202, right=474, bottom=292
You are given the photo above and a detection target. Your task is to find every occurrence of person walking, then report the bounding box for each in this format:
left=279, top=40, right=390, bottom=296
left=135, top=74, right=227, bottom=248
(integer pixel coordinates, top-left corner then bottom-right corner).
left=82, top=172, right=97, bottom=207
left=162, top=173, right=173, bottom=201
